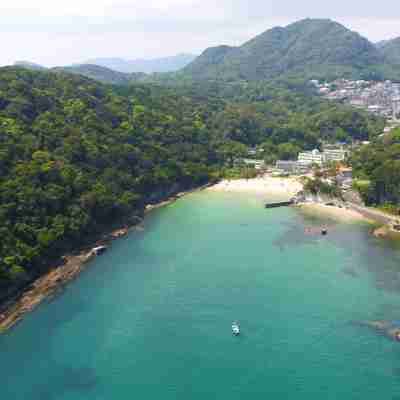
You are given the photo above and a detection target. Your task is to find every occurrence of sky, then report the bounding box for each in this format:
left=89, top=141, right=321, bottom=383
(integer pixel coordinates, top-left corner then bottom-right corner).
left=1, top=0, right=400, bottom=67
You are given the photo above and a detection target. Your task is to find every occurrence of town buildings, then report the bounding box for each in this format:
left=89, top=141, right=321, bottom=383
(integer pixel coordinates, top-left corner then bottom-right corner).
left=274, top=145, right=348, bottom=174
left=336, top=167, right=353, bottom=190
left=275, top=160, right=299, bottom=174
left=323, top=147, right=348, bottom=163
left=298, top=149, right=325, bottom=166
left=241, top=159, right=265, bottom=170
left=311, top=79, right=400, bottom=124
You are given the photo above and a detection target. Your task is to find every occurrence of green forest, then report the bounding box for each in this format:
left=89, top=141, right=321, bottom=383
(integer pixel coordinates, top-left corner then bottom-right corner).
left=0, top=66, right=387, bottom=291
left=351, top=128, right=400, bottom=210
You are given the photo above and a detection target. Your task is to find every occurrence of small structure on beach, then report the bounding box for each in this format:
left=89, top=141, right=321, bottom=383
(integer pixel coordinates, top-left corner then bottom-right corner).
left=111, top=228, right=129, bottom=239
left=91, top=246, right=108, bottom=256
left=274, top=160, right=311, bottom=175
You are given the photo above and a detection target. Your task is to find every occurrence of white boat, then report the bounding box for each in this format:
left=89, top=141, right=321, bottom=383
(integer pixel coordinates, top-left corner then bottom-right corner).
left=232, top=321, right=240, bottom=335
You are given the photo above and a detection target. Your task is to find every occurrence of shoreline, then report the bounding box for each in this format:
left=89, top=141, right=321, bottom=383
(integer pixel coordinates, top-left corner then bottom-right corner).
left=208, top=176, right=398, bottom=229
left=296, top=202, right=372, bottom=223
left=206, top=177, right=371, bottom=223
left=1, top=177, right=397, bottom=332
left=0, top=183, right=212, bottom=333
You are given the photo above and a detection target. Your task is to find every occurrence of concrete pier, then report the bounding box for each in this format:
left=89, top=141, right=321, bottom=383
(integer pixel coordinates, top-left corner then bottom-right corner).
left=265, top=200, right=293, bottom=209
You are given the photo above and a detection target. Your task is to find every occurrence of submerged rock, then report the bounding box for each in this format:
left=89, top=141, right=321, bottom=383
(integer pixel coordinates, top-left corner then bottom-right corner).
left=356, top=320, right=400, bottom=342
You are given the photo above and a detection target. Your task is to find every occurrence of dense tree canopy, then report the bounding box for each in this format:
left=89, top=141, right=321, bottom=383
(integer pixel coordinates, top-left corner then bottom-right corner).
left=0, top=66, right=386, bottom=292
left=182, top=19, right=400, bottom=82
left=352, top=131, right=400, bottom=207
left=0, top=68, right=219, bottom=287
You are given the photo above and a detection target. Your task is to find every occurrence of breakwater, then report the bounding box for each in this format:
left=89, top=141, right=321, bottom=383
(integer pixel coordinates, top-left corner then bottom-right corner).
left=265, top=200, right=294, bottom=208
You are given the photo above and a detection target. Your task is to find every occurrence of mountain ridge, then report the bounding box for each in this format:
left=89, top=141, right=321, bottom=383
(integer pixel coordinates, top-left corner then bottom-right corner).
left=52, top=64, right=147, bottom=85
left=379, top=37, right=400, bottom=65
left=12, top=19, right=400, bottom=84
left=184, top=18, right=387, bottom=81
left=83, top=53, right=197, bottom=73
left=14, top=61, right=47, bottom=71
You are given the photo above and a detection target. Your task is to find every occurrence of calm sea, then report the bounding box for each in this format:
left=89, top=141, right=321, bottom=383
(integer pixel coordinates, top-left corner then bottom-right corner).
left=2, top=191, right=400, bottom=399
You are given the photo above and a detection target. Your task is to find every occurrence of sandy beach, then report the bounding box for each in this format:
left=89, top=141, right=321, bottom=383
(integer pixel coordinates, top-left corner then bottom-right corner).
left=208, top=176, right=373, bottom=223
left=298, top=203, right=370, bottom=223
left=207, top=176, right=303, bottom=197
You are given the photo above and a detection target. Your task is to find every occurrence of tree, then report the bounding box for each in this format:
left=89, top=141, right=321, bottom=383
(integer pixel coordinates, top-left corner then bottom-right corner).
left=217, top=140, right=248, bottom=168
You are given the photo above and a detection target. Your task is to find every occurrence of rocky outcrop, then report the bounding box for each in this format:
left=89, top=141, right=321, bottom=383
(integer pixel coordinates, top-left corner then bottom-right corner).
left=373, top=226, right=390, bottom=238
left=356, top=320, right=400, bottom=342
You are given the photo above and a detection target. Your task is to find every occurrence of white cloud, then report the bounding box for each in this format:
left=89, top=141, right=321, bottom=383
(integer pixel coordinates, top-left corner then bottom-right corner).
left=2, top=0, right=115, bottom=16
left=0, top=0, right=199, bottom=17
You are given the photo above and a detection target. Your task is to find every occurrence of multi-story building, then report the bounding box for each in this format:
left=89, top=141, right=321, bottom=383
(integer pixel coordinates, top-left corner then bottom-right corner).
left=275, top=160, right=299, bottom=174
left=275, top=160, right=312, bottom=175
left=298, top=149, right=325, bottom=166
left=242, top=159, right=265, bottom=170
left=323, top=148, right=347, bottom=163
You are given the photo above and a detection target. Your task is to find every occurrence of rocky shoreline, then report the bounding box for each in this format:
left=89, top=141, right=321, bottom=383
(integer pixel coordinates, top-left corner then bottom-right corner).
left=0, top=183, right=212, bottom=333
left=295, top=193, right=400, bottom=237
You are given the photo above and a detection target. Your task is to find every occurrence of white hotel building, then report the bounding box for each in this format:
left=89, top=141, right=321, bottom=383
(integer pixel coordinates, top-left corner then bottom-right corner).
left=298, top=149, right=325, bottom=166
left=298, top=148, right=347, bottom=166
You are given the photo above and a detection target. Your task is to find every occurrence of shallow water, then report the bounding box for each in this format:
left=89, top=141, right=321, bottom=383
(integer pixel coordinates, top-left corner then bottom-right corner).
left=2, top=191, right=400, bottom=399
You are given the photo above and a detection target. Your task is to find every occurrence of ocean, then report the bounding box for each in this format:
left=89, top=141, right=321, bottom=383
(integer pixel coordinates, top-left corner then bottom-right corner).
left=1, top=190, right=400, bottom=399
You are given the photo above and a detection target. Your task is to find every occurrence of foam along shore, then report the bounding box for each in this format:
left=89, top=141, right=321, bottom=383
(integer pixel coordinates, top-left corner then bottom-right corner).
left=297, top=203, right=372, bottom=223
left=207, top=176, right=303, bottom=197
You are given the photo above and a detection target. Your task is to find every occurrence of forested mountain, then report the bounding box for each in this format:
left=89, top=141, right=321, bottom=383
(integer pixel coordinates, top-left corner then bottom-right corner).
left=0, top=67, right=219, bottom=289
left=10, top=19, right=400, bottom=85
left=184, top=19, right=385, bottom=81
left=84, top=54, right=197, bottom=74
left=53, top=65, right=147, bottom=85
left=13, top=63, right=147, bottom=86
left=14, top=61, right=47, bottom=71
left=379, top=37, right=400, bottom=65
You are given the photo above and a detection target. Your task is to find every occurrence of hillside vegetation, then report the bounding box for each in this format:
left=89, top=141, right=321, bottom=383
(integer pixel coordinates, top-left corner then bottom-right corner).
left=380, top=37, right=400, bottom=66
left=183, top=19, right=398, bottom=82
left=352, top=129, right=400, bottom=209
left=0, top=66, right=386, bottom=292
left=0, top=68, right=219, bottom=289
left=53, top=65, right=147, bottom=85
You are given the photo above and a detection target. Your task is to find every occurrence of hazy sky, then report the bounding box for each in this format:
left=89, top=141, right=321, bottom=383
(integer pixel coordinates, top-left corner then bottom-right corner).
left=1, top=0, right=400, bottom=67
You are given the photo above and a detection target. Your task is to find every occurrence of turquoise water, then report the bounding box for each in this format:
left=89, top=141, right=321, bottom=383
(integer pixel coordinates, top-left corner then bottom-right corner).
left=2, top=191, right=400, bottom=399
